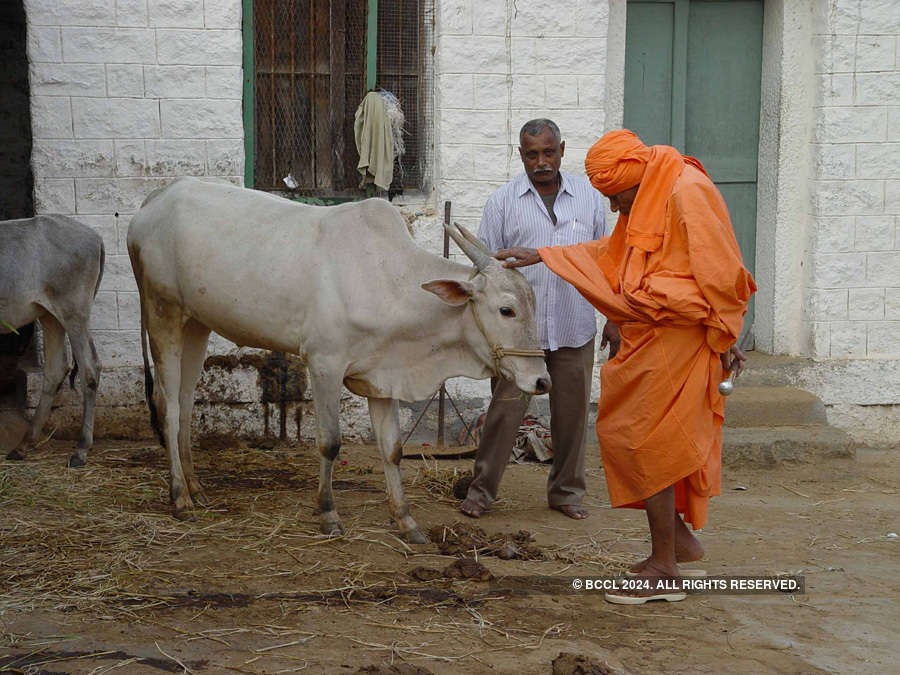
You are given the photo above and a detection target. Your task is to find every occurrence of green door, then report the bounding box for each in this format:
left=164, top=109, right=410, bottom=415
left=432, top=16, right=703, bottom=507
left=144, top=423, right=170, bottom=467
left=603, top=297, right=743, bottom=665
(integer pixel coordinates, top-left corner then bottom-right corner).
left=624, top=0, right=762, bottom=332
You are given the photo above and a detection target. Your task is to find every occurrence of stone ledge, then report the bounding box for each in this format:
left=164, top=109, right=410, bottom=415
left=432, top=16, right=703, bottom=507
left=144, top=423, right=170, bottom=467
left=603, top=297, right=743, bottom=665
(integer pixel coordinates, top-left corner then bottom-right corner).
left=722, top=426, right=855, bottom=468
left=723, top=386, right=828, bottom=428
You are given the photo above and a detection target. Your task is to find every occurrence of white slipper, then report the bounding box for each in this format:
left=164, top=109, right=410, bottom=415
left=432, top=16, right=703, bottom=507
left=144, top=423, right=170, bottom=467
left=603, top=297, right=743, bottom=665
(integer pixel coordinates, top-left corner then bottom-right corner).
left=625, top=568, right=707, bottom=578
left=605, top=591, right=687, bottom=605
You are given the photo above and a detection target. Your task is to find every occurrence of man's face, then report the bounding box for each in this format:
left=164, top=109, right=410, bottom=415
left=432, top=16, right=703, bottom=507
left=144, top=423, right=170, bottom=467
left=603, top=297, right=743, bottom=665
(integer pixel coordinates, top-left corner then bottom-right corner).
left=606, top=186, right=639, bottom=215
left=518, top=128, right=564, bottom=188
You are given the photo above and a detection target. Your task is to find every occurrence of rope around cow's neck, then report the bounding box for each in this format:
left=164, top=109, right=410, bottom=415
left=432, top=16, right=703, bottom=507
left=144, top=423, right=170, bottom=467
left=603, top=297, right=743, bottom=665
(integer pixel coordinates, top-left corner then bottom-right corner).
left=466, top=300, right=545, bottom=374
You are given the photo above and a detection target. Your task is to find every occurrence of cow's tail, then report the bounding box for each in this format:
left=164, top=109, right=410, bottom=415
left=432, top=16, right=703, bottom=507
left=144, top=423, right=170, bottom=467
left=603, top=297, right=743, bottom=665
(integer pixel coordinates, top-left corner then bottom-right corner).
left=93, top=239, right=106, bottom=299
left=140, top=300, right=165, bottom=449
left=69, top=239, right=105, bottom=389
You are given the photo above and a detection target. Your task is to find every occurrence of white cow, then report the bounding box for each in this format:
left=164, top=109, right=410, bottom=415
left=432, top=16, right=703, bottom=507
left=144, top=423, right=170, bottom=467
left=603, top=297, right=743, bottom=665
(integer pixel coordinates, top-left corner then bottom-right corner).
left=127, top=177, right=551, bottom=542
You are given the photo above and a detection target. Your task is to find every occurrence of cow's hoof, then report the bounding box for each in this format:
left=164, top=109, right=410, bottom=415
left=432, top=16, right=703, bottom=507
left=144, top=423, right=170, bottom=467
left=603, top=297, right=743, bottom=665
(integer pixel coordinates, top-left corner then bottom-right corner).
left=5, top=449, right=25, bottom=461
left=67, top=454, right=87, bottom=468
left=191, top=490, right=210, bottom=507
left=403, top=528, right=429, bottom=545
left=174, top=508, right=196, bottom=522
left=320, top=520, right=345, bottom=537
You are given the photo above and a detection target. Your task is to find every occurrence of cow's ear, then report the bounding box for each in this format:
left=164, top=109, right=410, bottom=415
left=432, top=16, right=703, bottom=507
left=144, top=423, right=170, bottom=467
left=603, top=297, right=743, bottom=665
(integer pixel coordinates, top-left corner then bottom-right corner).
left=421, top=279, right=475, bottom=306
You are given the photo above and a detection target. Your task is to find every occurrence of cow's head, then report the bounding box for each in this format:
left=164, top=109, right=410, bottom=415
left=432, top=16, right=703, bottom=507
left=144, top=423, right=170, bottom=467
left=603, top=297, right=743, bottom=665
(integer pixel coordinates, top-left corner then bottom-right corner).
left=422, top=224, right=551, bottom=396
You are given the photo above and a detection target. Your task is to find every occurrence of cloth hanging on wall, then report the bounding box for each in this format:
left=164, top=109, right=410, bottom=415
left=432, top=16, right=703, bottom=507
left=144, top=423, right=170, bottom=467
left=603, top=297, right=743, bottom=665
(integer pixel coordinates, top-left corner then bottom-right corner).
left=354, top=91, right=395, bottom=191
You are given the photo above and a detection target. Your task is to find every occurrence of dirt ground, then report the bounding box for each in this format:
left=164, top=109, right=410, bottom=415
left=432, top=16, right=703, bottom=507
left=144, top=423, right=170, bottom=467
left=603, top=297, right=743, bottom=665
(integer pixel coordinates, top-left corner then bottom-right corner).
left=0, top=437, right=897, bottom=674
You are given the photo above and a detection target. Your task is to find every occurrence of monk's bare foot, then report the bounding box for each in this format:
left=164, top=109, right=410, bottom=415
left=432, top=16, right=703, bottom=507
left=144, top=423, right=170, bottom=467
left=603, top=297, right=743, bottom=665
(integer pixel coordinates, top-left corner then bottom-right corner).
left=629, top=517, right=704, bottom=573
left=630, top=555, right=703, bottom=574
left=550, top=504, right=588, bottom=519
left=605, top=559, right=685, bottom=604
left=630, top=545, right=704, bottom=574
left=459, top=498, right=486, bottom=518
left=673, top=515, right=704, bottom=561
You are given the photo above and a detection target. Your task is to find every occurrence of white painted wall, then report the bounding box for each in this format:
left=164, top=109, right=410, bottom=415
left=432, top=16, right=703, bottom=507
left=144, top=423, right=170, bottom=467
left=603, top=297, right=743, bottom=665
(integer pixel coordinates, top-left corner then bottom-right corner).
left=433, top=0, right=610, bottom=234
left=22, top=0, right=900, bottom=444
left=806, top=0, right=900, bottom=360
left=755, top=0, right=816, bottom=356
left=26, top=0, right=245, bottom=375
left=431, top=0, right=612, bottom=404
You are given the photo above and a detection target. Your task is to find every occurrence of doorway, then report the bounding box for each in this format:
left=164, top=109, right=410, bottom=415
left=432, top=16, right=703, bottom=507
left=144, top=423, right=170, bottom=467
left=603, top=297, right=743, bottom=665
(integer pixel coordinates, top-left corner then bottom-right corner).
left=624, top=0, right=763, bottom=331
left=0, top=0, right=33, bottom=219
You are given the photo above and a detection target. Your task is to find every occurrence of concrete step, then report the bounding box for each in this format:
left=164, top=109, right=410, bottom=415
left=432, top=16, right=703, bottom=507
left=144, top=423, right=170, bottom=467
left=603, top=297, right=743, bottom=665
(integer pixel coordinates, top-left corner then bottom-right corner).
left=736, top=353, right=813, bottom=387
left=723, top=385, right=827, bottom=427
left=722, top=425, right=855, bottom=467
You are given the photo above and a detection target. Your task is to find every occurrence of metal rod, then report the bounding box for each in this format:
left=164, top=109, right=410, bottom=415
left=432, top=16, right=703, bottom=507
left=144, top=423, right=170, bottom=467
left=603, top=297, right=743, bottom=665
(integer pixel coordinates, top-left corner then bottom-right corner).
left=437, top=389, right=445, bottom=447
left=443, top=200, right=450, bottom=257
left=436, top=200, right=451, bottom=447
left=277, top=351, right=287, bottom=440
left=401, top=389, right=439, bottom=447
left=445, top=390, right=474, bottom=445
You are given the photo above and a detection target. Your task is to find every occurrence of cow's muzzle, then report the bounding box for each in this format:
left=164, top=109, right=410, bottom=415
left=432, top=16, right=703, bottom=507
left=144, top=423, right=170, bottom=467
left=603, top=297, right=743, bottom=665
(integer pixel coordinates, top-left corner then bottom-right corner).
left=534, top=376, right=552, bottom=395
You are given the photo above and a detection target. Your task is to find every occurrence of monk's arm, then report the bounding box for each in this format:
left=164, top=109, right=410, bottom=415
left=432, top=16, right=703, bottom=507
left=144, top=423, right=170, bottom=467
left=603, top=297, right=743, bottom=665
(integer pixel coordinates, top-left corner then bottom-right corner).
left=538, top=240, right=644, bottom=324
left=678, top=188, right=757, bottom=353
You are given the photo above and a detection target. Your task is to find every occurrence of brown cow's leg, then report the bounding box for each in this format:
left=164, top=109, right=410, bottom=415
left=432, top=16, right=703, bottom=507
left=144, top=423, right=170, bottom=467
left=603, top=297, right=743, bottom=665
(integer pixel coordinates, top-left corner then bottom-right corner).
left=8, top=315, right=67, bottom=461
left=368, top=397, right=427, bottom=543
left=308, top=366, right=344, bottom=536
left=177, top=319, right=211, bottom=504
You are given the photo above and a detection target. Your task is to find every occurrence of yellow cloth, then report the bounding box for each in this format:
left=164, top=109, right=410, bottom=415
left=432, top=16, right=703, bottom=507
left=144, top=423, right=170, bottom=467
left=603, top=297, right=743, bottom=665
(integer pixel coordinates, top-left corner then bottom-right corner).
left=354, top=92, right=394, bottom=191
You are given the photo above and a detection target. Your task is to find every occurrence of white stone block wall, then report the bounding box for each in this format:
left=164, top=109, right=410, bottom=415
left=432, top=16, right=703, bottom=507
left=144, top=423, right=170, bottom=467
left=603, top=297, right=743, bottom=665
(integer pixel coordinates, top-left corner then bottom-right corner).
left=434, top=0, right=609, bottom=235
left=26, top=0, right=245, bottom=376
left=807, top=1, right=900, bottom=359
left=432, top=0, right=611, bottom=402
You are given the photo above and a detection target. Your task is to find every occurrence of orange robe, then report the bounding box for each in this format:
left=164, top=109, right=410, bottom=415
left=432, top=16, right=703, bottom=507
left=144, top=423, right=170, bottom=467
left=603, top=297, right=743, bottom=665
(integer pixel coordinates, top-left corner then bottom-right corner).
left=538, top=165, right=756, bottom=529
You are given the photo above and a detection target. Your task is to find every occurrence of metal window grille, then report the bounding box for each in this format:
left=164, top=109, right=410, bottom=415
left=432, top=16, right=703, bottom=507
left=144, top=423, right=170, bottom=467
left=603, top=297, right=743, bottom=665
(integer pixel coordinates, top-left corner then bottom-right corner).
left=252, top=0, right=433, bottom=197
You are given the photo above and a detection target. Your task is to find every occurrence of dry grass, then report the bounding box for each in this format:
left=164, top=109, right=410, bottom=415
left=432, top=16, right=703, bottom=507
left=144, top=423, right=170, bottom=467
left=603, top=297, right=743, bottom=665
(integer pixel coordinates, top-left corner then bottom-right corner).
left=407, top=458, right=472, bottom=502
left=0, top=442, right=634, bottom=614
left=0, top=440, right=645, bottom=671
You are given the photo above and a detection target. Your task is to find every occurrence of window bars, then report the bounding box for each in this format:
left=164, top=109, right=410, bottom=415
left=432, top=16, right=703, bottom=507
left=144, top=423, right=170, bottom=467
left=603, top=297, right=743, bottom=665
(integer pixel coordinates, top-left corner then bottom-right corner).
left=250, top=0, right=433, bottom=196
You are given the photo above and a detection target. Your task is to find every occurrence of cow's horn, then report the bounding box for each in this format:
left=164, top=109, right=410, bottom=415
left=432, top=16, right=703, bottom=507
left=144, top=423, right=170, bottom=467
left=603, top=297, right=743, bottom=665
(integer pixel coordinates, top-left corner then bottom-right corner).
left=445, top=223, right=495, bottom=271
left=455, top=222, right=493, bottom=256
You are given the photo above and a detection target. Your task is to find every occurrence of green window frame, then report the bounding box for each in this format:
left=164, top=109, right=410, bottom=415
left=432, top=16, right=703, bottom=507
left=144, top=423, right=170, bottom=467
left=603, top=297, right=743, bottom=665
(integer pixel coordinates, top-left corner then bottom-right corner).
left=242, top=0, right=430, bottom=200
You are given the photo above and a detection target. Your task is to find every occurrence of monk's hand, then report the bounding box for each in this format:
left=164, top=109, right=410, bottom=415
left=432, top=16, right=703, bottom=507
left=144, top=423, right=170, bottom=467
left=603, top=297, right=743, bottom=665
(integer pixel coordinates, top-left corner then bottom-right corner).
left=600, top=321, right=621, bottom=358
left=495, top=247, right=541, bottom=268
left=720, top=344, right=747, bottom=378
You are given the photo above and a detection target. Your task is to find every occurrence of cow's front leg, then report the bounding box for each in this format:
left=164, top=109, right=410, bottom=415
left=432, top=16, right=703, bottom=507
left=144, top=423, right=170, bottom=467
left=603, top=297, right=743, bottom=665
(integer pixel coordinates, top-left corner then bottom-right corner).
left=368, top=397, right=427, bottom=544
left=309, top=369, right=344, bottom=536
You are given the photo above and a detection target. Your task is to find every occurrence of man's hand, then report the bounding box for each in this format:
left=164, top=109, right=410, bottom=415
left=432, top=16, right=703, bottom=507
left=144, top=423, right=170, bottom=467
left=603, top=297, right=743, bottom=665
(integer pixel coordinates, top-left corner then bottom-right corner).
left=495, top=247, right=541, bottom=268
left=720, top=344, right=747, bottom=378
left=600, top=321, right=621, bottom=359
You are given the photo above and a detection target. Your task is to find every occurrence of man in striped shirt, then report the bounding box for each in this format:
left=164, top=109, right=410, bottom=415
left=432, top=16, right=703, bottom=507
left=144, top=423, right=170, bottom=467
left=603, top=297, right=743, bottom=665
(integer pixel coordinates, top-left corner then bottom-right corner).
left=459, top=118, right=618, bottom=520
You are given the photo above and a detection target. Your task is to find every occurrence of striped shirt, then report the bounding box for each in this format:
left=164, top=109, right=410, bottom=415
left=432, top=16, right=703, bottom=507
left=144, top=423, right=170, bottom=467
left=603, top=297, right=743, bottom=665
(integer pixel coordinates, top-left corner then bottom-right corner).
left=478, top=171, right=609, bottom=351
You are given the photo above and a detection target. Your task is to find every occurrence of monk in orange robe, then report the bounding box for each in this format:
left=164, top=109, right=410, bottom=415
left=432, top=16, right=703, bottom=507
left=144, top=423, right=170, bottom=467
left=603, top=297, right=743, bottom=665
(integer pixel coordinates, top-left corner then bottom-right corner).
left=496, top=130, right=756, bottom=604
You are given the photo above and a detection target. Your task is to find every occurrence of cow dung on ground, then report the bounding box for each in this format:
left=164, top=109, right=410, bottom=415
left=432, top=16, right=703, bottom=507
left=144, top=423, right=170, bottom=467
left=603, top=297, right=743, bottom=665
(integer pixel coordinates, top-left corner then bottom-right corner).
left=356, top=664, right=435, bottom=675
left=552, top=651, right=626, bottom=675
left=451, top=473, right=473, bottom=499
left=0, top=440, right=896, bottom=672
left=427, top=521, right=545, bottom=559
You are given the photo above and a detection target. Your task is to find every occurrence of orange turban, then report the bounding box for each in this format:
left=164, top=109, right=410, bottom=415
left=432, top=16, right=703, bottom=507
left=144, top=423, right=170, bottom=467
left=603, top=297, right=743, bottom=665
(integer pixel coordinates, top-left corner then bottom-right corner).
left=585, top=129, right=708, bottom=252
left=584, top=129, right=649, bottom=195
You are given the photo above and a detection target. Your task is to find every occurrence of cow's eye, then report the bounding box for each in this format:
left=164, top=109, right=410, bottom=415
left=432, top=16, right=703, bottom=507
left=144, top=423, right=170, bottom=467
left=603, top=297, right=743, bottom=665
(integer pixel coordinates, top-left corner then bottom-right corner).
left=500, top=307, right=516, bottom=317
